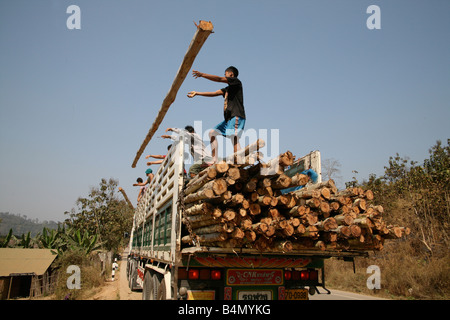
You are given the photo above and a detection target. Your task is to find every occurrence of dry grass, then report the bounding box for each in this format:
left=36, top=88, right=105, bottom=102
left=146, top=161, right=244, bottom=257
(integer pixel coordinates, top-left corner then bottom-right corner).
left=52, top=250, right=107, bottom=300
left=325, top=196, right=450, bottom=300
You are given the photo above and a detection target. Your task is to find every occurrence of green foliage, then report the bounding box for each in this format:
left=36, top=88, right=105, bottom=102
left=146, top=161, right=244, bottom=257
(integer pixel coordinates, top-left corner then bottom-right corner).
left=359, top=139, right=450, bottom=250
left=0, top=228, right=13, bottom=247
left=64, top=178, right=134, bottom=253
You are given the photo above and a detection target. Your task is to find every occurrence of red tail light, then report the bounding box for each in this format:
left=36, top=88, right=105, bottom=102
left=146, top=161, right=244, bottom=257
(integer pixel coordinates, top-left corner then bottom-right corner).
left=200, top=269, right=210, bottom=280
left=284, top=270, right=292, bottom=280
left=300, top=270, right=309, bottom=281
left=292, top=270, right=301, bottom=281
left=309, top=270, right=319, bottom=281
left=188, top=269, right=199, bottom=280
left=211, top=270, right=222, bottom=280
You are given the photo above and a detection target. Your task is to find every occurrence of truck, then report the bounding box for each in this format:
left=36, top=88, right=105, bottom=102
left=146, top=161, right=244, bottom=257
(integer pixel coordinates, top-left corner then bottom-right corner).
left=126, top=135, right=369, bottom=300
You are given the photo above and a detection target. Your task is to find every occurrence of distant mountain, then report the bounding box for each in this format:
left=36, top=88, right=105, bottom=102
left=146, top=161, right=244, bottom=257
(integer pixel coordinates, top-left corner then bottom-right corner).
left=0, top=212, right=61, bottom=237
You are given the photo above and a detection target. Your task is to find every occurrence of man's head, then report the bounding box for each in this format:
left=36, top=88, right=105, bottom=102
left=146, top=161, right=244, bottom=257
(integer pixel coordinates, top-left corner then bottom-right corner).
left=185, top=125, right=195, bottom=133
left=225, top=66, right=239, bottom=78
left=145, top=168, right=153, bottom=176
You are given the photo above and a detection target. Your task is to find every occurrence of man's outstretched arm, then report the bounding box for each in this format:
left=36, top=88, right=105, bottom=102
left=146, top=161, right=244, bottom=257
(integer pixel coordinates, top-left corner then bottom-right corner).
left=192, top=70, right=228, bottom=83
left=187, top=90, right=223, bottom=98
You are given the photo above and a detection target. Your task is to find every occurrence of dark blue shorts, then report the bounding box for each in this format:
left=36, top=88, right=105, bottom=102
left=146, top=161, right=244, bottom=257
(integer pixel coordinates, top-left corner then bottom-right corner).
left=213, top=116, right=246, bottom=137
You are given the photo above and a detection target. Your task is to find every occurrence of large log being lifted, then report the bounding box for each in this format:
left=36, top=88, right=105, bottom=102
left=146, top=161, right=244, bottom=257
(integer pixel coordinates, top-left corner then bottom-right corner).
left=131, top=21, right=214, bottom=168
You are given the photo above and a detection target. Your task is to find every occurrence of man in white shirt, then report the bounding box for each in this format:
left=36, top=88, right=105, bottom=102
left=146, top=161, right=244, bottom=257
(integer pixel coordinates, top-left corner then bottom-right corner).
left=162, top=126, right=213, bottom=178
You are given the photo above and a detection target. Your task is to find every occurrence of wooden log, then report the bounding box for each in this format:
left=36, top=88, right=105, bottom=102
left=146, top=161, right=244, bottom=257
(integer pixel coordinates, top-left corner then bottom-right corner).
left=277, top=194, right=296, bottom=208
left=382, top=226, right=403, bottom=239
left=225, top=139, right=265, bottom=163
left=314, top=217, right=338, bottom=231
left=245, top=230, right=257, bottom=242
left=329, top=195, right=349, bottom=206
left=231, top=227, right=245, bottom=239
left=229, top=193, right=244, bottom=206
left=256, top=195, right=273, bottom=206
left=293, top=189, right=321, bottom=200
left=303, top=179, right=337, bottom=194
left=329, top=201, right=340, bottom=212
left=289, top=173, right=310, bottom=187
left=193, top=224, right=227, bottom=235
left=333, top=214, right=354, bottom=226
left=243, top=178, right=258, bottom=193
left=184, top=202, right=213, bottom=216
left=240, top=217, right=253, bottom=230
left=305, top=198, right=321, bottom=209
left=222, top=209, right=236, bottom=221
left=300, top=213, right=318, bottom=226
left=259, top=151, right=294, bottom=176
left=252, top=222, right=269, bottom=234
left=184, top=188, right=215, bottom=204
left=295, top=224, right=306, bottom=234
left=268, top=208, right=282, bottom=220
left=271, top=174, right=292, bottom=189
left=249, top=203, right=261, bottom=216
left=349, top=224, right=362, bottom=238
left=338, top=187, right=361, bottom=197
left=331, top=225, right=352, bottom=238
left=353, top=198, right=367, bottom=212
left=296, top=225, right=319, bottom=238
left=181, top=231, right=227, bottom=244
left=319, top=201, right=331, bottom=216
left=227, top=166, right=241, bottom=181
left=185, top=166, right=217, bottom=194
left=132, top=20, right=214, bottom=168
left=288, top=205, right=307, bottom=217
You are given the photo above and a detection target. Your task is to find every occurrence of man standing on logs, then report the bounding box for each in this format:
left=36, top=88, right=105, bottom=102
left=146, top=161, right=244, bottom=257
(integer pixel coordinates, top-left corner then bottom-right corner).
left=187, top=66, right=246, bottom=164
left=162, top=125, right=213, bottom=178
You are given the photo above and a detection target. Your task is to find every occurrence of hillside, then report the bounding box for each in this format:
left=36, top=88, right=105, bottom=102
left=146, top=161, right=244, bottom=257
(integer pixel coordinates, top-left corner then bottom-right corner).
left=0, top=212, right=60, bottom=237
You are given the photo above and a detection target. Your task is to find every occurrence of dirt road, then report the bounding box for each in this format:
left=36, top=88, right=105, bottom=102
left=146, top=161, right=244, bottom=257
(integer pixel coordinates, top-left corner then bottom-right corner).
left=92, top=251, right=141, bottom=300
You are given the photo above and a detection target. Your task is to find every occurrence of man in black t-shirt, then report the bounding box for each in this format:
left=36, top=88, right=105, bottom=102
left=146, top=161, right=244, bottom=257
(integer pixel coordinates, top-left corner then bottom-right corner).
left=187, top=66, right=246, bottom=163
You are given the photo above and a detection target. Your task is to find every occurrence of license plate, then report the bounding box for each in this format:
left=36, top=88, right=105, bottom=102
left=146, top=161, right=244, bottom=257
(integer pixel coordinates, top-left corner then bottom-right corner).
left=187, top=290, right=215, bottom=300
left=238, top=290, right=272, bottom=300
left=285, top=289, right=308, bottom=300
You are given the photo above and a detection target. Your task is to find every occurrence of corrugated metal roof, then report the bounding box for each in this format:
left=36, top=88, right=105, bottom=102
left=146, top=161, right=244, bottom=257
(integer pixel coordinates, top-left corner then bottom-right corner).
left=0, top=248, right=57, bottom=277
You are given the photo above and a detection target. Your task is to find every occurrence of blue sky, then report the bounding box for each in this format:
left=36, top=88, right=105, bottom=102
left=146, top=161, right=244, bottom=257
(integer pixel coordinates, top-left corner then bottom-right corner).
left=0, top=0, right=449, bottom=223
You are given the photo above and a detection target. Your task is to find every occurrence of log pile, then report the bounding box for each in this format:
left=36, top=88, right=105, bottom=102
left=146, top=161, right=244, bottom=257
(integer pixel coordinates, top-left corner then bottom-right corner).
left=181, top=150, right=410, bottom=254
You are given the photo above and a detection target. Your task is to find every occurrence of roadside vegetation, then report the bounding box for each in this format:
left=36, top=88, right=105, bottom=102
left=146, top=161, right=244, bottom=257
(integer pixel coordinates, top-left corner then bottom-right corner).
left=0, top=178, right=134, bottom=299
left=325, top=139, right=449, bottom=300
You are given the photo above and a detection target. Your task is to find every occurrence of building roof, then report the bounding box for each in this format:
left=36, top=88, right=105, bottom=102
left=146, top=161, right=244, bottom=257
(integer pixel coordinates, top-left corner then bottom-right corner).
left=0, top=248, right=57, bottom=277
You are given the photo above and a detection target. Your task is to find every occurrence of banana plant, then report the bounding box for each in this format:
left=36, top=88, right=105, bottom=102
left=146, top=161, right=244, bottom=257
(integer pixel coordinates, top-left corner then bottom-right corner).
left=40, top=227, right=59, bottom=249
left=64, top=228, right=104, bottom=255
left=1, top=228, right=13, bottom=248
left=19, top=231, right=32, bottom=248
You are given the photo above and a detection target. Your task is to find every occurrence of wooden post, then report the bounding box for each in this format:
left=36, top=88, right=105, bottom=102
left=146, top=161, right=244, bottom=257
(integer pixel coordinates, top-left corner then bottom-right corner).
left=132, top=21, right=214, bottom=168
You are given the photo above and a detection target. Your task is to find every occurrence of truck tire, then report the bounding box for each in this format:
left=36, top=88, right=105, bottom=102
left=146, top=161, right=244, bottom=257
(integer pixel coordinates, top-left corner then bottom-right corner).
left=129, top=260, right=138, bottom=291
left=142, top=271, right=157, bottom=300
left=156, top=278, right=166, bottom=300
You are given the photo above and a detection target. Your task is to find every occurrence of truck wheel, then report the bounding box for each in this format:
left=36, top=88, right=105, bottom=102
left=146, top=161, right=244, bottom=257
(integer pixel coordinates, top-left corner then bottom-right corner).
left=142, top=271, right=156, bottom=300
left=129, top=261, right=138, bottom=291
left=156, top=278, right=166, bottom=300
left=153, top=273, right=161, bottom=299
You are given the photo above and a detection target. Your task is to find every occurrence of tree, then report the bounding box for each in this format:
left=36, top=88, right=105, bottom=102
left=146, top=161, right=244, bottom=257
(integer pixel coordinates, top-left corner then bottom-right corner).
left=322, top=158, right=342, bottom=184
left=64, top=178, right=134, bottom=253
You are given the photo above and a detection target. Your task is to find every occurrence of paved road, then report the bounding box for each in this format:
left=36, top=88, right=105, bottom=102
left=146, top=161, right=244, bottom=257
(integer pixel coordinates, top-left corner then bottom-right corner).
left=309, top=288, right=387, bottom=300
